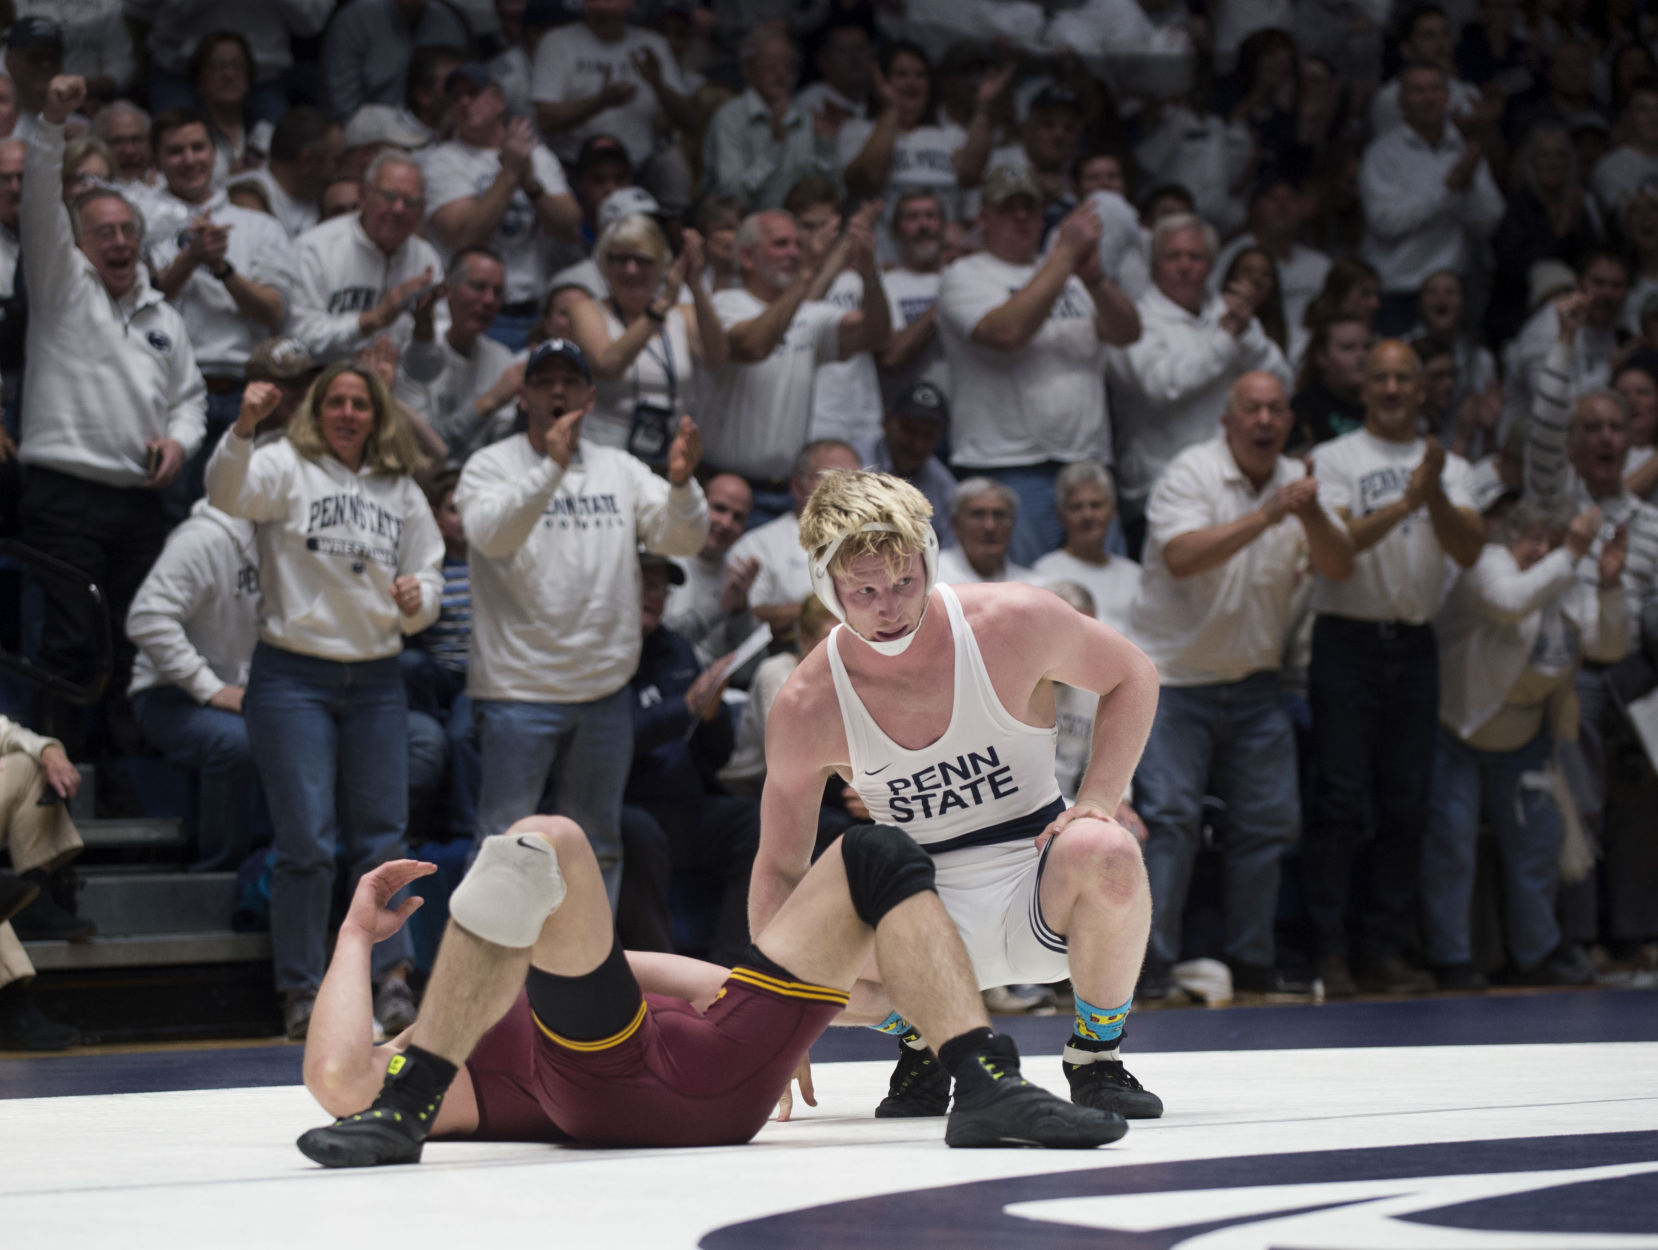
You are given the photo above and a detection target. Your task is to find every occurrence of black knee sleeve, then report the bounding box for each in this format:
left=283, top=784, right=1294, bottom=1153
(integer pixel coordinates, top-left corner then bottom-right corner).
left=840, top=824, right=935, bottom=929
left=524, top=939, right=642, bottom=1043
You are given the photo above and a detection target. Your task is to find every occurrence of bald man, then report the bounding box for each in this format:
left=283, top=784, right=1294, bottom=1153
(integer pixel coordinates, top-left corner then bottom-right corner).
left=1132, top=372, right=1354, bottom=1001
left=1302, top=341, right=1485, bottom=998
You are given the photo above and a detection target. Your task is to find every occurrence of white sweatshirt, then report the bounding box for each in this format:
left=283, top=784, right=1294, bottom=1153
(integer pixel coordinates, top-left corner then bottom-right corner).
left=127, top=499, right=262, bottom=703
left=18, top=122, right=207, bottom=487
left=205, top=433, right=444, bottom=662
left=456, top=435, right=708, bottom=703
left=288, top=211, right=447, bottom=373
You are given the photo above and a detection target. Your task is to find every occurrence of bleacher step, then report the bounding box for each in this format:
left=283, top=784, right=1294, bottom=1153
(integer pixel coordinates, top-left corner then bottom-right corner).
left=21, top=930, right=270, bottom=971
left=75, top=816, right=188, bottom=851
left=75, top=869, right=240, bottom=936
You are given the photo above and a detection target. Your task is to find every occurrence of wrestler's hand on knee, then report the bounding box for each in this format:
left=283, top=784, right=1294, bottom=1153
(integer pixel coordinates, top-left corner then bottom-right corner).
left=774, top=1055, right=816, bottom=1123
left=1035, top=803, right=1119, bottom=851
left=343, top=860, right=437, bottom=943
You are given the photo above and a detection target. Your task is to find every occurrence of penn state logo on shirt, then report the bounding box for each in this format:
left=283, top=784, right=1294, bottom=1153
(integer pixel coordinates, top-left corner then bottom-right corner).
left=878, top=745, right=1020, bottom=823
left=146, top=330, right=172, bottom=354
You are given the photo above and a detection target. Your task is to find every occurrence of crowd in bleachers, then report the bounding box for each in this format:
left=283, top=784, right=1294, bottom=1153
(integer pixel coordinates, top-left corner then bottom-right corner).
left=3, top=0, right=1658, bottom=1050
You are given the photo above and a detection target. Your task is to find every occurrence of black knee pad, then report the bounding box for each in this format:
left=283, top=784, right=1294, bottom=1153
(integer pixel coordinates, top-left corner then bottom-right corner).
left=840, top=824, right=935, bottom=929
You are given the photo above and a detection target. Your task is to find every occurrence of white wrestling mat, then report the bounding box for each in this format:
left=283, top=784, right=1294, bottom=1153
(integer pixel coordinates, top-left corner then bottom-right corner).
left=5, top=1038, right=1658, bottom=1249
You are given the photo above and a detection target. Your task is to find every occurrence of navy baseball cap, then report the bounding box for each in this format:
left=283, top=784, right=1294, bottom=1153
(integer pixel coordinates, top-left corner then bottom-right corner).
left=7, top=16, right=64, bottom=51
left=891, top=380, right=950, bottom=425
left=444, top=64, right=496, bottom=94
left=526, top=338, right=592, bottom=383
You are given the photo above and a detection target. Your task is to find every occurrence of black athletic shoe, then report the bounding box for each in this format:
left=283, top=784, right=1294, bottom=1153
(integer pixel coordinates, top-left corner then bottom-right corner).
left=296, top=1107, right=429, bottom=1168
left=1064, top=1054, right=1164, bottom=1119
left=296, top=1055, right=448, bottom=1168
left=874, top=1030, right=951, bottom=1118
left=946, top=1036, right=1127, bottom=1149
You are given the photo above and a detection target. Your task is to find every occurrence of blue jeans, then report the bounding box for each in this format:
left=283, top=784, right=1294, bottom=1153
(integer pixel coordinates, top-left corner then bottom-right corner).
left=473, top=688, right=634, bottom=905
left=1303, top=615, right=1440, bottom=964
left=398, top=650, right=480, bottom=839
left=244, top=642, right=412, bottom=993
left=132, top=684, right=272, bottom=872
left=1423, top=727, right=1562, bottom=968
left=1135, top=672, right=1300, bottom=967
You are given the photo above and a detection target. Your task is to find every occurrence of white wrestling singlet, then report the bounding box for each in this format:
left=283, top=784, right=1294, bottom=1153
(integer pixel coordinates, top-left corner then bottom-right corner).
left=826, top=583, right=1072, bottom=987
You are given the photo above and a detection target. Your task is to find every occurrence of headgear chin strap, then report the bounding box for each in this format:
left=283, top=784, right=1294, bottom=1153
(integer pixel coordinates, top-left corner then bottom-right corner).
left=807, top=523, right=939, bottom=656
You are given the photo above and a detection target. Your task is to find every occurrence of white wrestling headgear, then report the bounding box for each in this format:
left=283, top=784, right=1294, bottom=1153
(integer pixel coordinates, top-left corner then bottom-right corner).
left=807, top=522, right=940, bottom=656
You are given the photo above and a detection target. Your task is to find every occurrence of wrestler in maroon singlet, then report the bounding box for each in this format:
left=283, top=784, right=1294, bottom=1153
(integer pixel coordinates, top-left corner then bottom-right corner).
left=458, top=967, right=848, bottom=1148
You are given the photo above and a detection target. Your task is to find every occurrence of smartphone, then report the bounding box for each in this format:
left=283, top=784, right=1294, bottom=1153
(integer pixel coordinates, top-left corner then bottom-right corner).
left=146, top=444, right=163, bottom=477
left=36, top=787, right=63, bottom=807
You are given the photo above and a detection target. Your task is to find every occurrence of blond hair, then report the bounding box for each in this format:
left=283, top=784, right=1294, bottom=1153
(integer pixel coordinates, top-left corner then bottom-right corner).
left=798, top=469, right=934, bottom=578
left=286, top=362, right=430, bottom=477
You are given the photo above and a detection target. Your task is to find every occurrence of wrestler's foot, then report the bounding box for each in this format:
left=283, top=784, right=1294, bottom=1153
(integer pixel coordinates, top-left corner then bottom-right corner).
left=875, top=1029, right=951, bottom=1118
left=1064, top=1047, right=1164, bottom=1119
left=296, top=1052, right=448, bottom=1168
left=946, top=1035, right=1127, bottom=1149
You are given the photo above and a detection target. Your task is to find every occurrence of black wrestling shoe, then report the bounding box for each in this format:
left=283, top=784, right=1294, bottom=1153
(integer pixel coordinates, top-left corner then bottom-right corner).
left=296, top=1054, right=447, bottom=1168
left=874, top=1029, right=951, bottom=1118
left=946, top=1035, right=1127, bottom=1149
left=1064, top=1050, right=1164, bottom=1119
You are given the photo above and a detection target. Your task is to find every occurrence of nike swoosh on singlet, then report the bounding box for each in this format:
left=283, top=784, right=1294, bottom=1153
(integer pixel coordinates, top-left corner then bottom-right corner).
left=517, top=836, right=550, bottom=853
left=864, top=764, right=891, bottom=776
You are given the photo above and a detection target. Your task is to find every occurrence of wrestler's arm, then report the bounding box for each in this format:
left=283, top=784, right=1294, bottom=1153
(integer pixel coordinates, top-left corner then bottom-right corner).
left=626, top=951, right=730, bottom=1014
left=302, top=861, right=475, bottom=1135
left=1023, top=585, right=1160, bottom=832
left=749, top=671, right=839, bottom=937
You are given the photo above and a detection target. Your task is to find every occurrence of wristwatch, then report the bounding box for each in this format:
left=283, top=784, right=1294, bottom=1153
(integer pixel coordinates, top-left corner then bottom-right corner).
left=644, top=303, right=667, bottom=324
left=522, top=178, right=545, bottom=199
left=210, top=260, right=235, bottom=281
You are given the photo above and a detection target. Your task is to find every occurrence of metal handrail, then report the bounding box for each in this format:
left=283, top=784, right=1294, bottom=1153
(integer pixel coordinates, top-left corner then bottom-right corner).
left=0, top=538, right=112, bottom=705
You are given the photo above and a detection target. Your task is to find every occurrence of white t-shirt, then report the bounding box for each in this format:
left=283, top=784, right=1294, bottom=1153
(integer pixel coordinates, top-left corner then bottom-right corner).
left=837, top=117, right=968, bottom=259
left=530, top=23, right=682, bottom=166
left=1029, top=549, right=1143, bottom=644
left=728, top=511, right=811, bottom=610
left=1310, top=429, right=1477, bottom=625
left=880, top=266, right=948, bottom=404
left=1134, top=437, right=1337, bottom=685
left=423, top=140, right=569, bottom=303
left=936, top=546, right=1037, bottom=585
left=703, top=288, right=843, bottom=481
left=936, top=252, right=1109, bottom=468
left=584, top=301, right=693, bottom=460
left=393, top=332, right=521, bottom=467
left=809, top=269, right=884, bottom=445
left=143, top=189, right=299, bottom=376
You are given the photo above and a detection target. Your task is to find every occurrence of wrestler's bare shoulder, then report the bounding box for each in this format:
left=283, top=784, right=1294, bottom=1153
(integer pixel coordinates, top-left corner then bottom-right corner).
left=769, top=643, right=848, bottom=752
left=953, top=581, right=1074, bottom=645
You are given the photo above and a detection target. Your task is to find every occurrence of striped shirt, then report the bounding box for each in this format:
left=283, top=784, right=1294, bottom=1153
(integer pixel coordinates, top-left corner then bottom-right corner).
left=1525, top=341, right=1658, bottom=650
left=414, top=555, right=472, bottom=674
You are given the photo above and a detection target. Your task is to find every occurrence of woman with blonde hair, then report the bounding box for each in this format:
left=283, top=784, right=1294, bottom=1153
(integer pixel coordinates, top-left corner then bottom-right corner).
left=205, top=364, right=445, bottom=1042
left=562, top=213, right=728, bottom=465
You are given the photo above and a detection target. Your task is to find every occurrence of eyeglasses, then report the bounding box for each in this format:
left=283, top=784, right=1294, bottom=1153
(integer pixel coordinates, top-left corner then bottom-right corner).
left=369, top=187, right=425, bottom=210
left=606, top=252, right=654, bottom=270
left=86, top=221, right=141, bottom=243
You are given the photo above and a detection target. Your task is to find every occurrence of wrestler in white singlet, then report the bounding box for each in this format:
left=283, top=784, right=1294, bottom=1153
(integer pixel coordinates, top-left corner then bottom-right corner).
left=827, top=583, right=1071, bottom=989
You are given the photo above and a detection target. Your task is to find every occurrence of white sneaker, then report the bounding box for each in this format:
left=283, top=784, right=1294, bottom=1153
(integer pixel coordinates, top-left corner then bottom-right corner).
left=982, top=984, right=1057, bottom=1014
